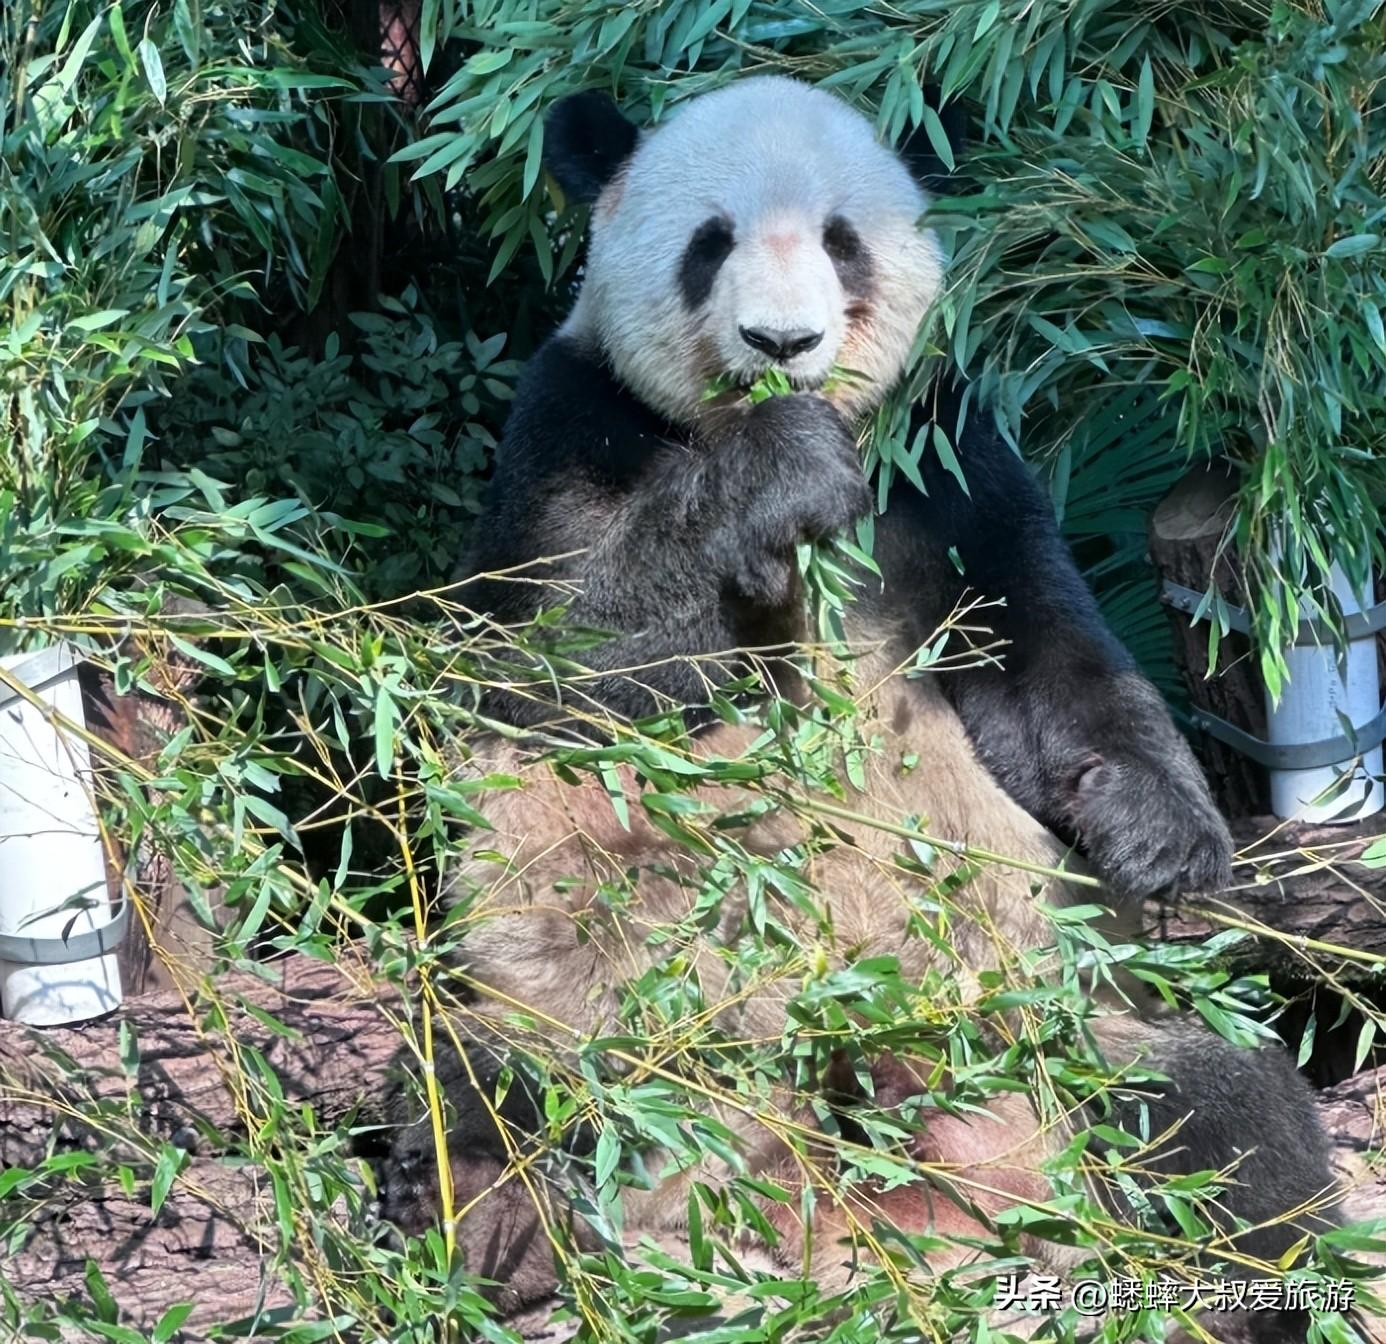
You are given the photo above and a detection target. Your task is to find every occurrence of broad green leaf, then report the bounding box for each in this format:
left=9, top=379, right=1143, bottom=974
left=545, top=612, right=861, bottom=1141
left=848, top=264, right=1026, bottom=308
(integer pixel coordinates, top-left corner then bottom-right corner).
left=138, top=38, right=167, bottom=106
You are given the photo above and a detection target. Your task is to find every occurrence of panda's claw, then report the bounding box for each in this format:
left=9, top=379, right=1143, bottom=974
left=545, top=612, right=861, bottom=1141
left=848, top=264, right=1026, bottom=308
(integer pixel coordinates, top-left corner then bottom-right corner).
left=1070, top=755, right=1234, bottom=905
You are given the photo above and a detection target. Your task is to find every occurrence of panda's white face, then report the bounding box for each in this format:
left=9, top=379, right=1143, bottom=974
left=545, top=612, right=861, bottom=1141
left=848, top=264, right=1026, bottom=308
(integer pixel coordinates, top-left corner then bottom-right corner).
left=562, top=77, right=947, bottom=427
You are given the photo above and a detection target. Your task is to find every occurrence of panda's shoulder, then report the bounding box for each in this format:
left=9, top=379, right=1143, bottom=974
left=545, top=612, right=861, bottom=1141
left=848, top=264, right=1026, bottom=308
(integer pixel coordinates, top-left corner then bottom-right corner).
left=904, top=375, right=1045, bottom=513
left=907, top=376, right=998, bottom=468
left=509, top=335, right=619, bottom=426
left=500, top=334, right=679, bottom=488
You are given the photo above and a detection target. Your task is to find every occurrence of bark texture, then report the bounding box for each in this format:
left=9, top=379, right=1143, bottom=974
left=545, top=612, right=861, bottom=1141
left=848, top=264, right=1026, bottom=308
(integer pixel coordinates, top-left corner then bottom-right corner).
left=1144, top=815, right=1386, bottom=977
left=1148, top=463, right=1268, bottom=818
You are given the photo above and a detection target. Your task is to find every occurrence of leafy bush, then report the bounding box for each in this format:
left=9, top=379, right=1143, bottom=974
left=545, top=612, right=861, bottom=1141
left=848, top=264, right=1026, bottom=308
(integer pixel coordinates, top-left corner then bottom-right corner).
left=153, top=287, right=518, bottom=595
left=0, top=0, right=366, bottom=627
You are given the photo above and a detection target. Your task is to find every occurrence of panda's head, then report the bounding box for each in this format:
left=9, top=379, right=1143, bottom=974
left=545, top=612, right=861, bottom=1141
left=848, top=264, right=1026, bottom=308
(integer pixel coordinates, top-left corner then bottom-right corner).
left=545, top=77, right=954, bottom=427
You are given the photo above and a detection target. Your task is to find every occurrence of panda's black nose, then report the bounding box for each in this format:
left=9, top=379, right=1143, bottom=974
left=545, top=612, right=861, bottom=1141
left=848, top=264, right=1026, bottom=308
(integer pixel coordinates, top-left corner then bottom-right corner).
left=739, top=325, right=824, bottom=361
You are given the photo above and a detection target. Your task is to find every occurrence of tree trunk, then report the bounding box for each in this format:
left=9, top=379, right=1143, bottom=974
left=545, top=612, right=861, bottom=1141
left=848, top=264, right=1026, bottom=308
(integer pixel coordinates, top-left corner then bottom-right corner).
left=1142, top=815, right=1386, bottom=978
left=1148, top=463, right=1269, bottom=818
left=1, top=954, right=402, bottom=1340
left=0, top=955, right=399, bottom=1169
left=6, top=1160, right=298, bottom=1335
left=78, top=606, right=225, bottom=996
left=80, top=663, right=225, bottom=997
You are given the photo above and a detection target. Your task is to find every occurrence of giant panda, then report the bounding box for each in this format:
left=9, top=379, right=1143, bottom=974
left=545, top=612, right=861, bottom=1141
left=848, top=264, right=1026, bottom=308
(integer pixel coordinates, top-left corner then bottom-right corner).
left=383, top=77, right=1339, bottom=1339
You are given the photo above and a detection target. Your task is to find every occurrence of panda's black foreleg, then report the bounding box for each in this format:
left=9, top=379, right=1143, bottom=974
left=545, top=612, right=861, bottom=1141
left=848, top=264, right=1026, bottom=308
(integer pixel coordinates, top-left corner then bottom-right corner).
left=381, top=1029, right=600, bottom=1311
left=869, top=392, right=1232, bottom=906
left=469, top=389, right=871, bottom=733
left=569, top=395, right=872, bottom=722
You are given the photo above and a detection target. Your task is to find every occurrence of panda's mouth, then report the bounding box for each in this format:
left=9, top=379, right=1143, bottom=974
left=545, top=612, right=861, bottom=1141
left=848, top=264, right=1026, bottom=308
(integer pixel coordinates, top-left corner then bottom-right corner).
left=695, top=332, right=836, bottom=408
left=731, top=366, right=831, bottom=394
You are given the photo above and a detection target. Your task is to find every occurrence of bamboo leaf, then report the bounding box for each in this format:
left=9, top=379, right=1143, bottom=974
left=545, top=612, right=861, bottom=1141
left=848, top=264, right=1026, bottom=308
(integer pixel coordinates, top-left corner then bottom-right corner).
left=1325, top=233, right=1379, bottom=258
left=150, top=1144, right=183, bottom=1216
left=153, top=1305, right=195, bottom=1344
left=67, top=309, right=129, bottom=332
left=33, top=12, right=103, bottom=128
left=374, top=684, right=396, bottom=779
left=138, top=38, right=167, bottom=107
left=1133, top=55, right=1154, bottom=147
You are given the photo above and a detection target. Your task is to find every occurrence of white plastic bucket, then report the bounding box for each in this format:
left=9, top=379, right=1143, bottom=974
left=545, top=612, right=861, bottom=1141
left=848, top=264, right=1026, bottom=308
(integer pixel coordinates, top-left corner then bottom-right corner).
left=1266, top=564, right=1385, bottom=823
left=0, top=644, right=124, bottom=1024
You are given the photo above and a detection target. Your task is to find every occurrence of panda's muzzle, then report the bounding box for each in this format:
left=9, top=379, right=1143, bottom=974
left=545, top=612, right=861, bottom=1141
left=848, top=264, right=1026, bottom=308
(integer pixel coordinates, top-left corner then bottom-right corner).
left=738, top=325, right=824, bottom=361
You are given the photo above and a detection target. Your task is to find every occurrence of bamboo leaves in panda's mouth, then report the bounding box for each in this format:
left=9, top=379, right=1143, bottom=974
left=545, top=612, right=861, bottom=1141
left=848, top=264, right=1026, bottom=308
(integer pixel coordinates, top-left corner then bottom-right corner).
left=701, top=365, right=798, bottom=405
left=700, top=362, right=871, bottom=405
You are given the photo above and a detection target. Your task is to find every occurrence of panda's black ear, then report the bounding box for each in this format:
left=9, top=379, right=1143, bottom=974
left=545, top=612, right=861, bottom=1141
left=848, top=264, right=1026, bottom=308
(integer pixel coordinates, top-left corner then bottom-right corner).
left=544, top=91, right=640, bottom=205
left=898, top=88, right=968, bottom=196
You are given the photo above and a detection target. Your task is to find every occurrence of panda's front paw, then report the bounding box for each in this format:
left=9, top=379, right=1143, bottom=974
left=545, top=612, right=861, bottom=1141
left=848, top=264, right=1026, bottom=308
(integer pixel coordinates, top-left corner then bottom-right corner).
left=1070, top=754, right=1234, bottom=905
left=798, top=469, right=872, bottom=545
left=379, top=1120, right=442, bottom=1237
left=743, top=394, right=871, bottom=541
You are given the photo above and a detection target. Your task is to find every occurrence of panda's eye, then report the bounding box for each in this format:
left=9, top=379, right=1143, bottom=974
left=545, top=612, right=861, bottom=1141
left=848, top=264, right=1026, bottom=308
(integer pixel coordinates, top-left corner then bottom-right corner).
left=823, top=215, right=873, bottom=297
left=679, top=216, right=735, bottom=309
left=823, top=216, right=861, bottom=261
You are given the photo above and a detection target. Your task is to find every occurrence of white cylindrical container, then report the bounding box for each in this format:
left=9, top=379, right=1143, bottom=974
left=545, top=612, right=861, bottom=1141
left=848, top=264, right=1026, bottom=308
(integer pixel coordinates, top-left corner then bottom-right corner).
left=1266, top=563, right=1384, bottom=823
left=0, top=644, right=124, bottom=1024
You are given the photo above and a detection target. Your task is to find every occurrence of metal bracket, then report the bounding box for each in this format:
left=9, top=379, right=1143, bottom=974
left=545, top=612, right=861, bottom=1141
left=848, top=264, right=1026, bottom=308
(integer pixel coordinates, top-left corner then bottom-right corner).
left=1161, top=579, right=1386, bottom=768
left=0, top=899, right=130, bottom=966
left=1188, top=704, right=1386, bottom=771
left=0, top=642, right=79, bottom=711
left=1161, top=580, right=1386, bottom=646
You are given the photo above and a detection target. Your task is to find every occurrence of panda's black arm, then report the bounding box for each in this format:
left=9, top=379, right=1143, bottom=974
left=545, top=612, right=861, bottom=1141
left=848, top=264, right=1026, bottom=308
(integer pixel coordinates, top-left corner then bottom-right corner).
left=460, top=482, right=741, bottom=733
left=454, top=340, right=738, bottom=727
left=871, top=388, right=1232, bottom=904
left=458, top=340, right=867, bottom=732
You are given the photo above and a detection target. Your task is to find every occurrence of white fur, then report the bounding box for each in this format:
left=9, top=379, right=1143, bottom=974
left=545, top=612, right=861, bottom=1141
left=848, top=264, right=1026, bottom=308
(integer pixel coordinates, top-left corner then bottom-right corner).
left=561, top=77, right=946, bottom=426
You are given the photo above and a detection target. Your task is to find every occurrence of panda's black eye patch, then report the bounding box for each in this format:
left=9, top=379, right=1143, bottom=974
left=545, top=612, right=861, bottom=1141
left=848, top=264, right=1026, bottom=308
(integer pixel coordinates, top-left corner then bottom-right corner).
left=679, top=216, right=735, bottom=309
left=823, top=215, right=873, bottom=298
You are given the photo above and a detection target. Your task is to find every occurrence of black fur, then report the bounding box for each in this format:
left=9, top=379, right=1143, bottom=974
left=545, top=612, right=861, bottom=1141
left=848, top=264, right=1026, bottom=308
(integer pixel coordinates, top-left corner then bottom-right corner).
left=898, top=86, right=969, bottom=196
left=382, top=1035, right=596, bottom=1315
left=822, top=215, right=874, bottom=298
left=383, top=1038, right=550, bottom=1238
left=1106, top=1021, right=1336, bottom=1263
left=862, top=382, right=1235, bottom=904
left=679, top=216, right=736, bottom=309
left=460, top=338, right=868, bottom=729
left=1101, top=1022, right=1337, bottom=1344
left=544, top=90, right=639, bottom=205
